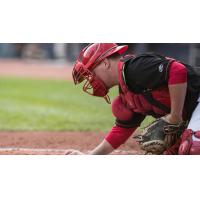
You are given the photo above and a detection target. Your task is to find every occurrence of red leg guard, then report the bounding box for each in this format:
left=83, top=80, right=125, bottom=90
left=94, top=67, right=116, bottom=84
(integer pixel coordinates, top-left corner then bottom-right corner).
left=178, top=129, right=200, bottom=155
left=190, top=131, right=200, bottom=155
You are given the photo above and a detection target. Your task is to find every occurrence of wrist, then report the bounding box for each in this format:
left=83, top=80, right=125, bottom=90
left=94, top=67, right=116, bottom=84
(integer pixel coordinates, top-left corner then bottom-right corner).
left=171, top=113, right=183, bottom=121
left=163, top=113, right=183, bottom=124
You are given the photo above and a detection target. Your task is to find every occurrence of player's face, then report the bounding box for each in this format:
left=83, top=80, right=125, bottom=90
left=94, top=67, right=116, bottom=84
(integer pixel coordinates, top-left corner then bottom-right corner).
left=92, top=59, right=112, bottom=88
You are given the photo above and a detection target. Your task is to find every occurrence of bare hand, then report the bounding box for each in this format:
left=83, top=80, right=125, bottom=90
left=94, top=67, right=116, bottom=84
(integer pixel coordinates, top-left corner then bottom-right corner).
left=65, top=149, right=85, bottom=155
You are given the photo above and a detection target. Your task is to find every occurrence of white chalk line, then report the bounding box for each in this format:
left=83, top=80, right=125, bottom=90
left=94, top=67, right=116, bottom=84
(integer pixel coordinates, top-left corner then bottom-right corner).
left=0, top=147, right=67, bottom=152
left=0, top=147, right=138, bottom=154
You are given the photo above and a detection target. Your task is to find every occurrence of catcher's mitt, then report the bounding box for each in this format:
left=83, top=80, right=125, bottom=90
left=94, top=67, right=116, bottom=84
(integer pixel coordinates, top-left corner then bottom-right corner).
left=133, top=118, right=186, bottom=154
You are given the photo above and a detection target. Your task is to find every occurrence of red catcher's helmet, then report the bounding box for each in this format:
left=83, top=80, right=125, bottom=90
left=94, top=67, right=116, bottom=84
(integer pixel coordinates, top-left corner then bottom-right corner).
left=72, top=43, right=128, bottom=103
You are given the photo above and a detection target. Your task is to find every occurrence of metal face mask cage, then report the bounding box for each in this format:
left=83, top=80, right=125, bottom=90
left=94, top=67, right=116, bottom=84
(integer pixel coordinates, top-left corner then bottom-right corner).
left=81, top=69, right=111, bottom=104
left=72, top=61, right=89, bottom=84
left=72, top=44, right=95, bottom=84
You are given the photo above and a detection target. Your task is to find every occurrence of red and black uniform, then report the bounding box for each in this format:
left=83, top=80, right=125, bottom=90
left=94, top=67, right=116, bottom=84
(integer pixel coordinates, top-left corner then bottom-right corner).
left=105, top=53, right=200, bottom=149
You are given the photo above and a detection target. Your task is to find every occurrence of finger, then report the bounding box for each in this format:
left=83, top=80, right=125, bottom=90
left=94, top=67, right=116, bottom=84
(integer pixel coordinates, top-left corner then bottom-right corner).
left=65, top=151, right=72, bottom=155
left=65, top=149, right=76, bottom=155
left=69, top=152, right=77, bottom=155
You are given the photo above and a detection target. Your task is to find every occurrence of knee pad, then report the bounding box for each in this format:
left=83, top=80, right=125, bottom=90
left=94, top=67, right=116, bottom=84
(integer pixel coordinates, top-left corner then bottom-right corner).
left=179, top=129, right=200, bottom=155
left=112, top=96, right=133, bottom=121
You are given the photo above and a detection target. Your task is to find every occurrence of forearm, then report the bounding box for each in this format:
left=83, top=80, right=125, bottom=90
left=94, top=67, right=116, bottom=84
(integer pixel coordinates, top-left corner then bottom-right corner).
left=89, top=139, right=114, bottom=155
left=168, top=83, right=187, bottom=121
left=89, top=126, right=136, bottom=155
left=166, top=61, right=187, bottom=124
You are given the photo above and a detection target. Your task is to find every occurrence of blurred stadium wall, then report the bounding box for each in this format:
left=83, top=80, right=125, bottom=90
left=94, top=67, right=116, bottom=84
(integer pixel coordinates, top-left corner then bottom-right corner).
left=0, top=43, right=200, bottom=66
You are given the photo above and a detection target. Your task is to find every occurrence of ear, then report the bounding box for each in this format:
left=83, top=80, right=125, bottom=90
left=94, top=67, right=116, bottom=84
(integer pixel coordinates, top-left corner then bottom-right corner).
left=103, top=58, right=111, bottom=70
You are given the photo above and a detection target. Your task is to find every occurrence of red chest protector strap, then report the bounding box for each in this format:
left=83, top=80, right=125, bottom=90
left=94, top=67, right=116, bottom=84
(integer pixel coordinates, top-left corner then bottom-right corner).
left=118, top=60, right=171, bottom=114
left=142, top=90, right=170, bottom=113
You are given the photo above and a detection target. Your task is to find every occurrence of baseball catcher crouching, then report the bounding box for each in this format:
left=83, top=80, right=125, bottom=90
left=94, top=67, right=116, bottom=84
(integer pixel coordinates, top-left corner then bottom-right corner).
left=66, top=43, right=200, bottom=155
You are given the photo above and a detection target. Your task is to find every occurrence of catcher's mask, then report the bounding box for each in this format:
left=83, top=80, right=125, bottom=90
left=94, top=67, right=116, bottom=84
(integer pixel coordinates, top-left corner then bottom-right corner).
left=72, top=43, right=128, bottom=103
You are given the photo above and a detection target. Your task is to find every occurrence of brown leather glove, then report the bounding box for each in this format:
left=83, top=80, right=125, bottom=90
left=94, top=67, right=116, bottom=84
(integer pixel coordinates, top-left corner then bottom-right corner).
left=133, top=118, right=186, bottom=154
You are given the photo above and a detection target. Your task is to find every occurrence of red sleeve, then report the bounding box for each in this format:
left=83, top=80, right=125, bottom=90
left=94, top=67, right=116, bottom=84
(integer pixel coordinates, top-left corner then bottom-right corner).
left=105, top=125, right=137, bottom=149
left=168, top=61, right=187, bottom=85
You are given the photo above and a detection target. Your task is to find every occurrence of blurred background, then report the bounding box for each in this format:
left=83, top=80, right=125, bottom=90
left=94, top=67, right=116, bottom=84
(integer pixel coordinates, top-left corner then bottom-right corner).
left=0, top=43, right=200, bottom=65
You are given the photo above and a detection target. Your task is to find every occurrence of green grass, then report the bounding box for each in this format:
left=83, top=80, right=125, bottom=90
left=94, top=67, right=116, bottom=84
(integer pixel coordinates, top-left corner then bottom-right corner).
left=0, top=77, right=154, bottom=132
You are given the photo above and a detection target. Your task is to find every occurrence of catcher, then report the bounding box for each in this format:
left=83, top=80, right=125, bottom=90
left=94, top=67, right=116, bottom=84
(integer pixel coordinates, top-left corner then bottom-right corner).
left=66, top=43, right=200, bottom=155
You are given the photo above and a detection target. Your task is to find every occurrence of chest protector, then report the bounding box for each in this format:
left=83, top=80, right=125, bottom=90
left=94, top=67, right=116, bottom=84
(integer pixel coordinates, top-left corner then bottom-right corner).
left=118, top=53, right=200, bottom=119
left=118, top=60, right=171, bottom=117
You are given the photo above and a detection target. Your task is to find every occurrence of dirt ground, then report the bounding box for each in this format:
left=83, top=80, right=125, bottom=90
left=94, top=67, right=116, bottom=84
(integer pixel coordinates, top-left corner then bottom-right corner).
left=0, top=131, right=144, bottom=155
left=0, top=59, right=144, bottom=155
